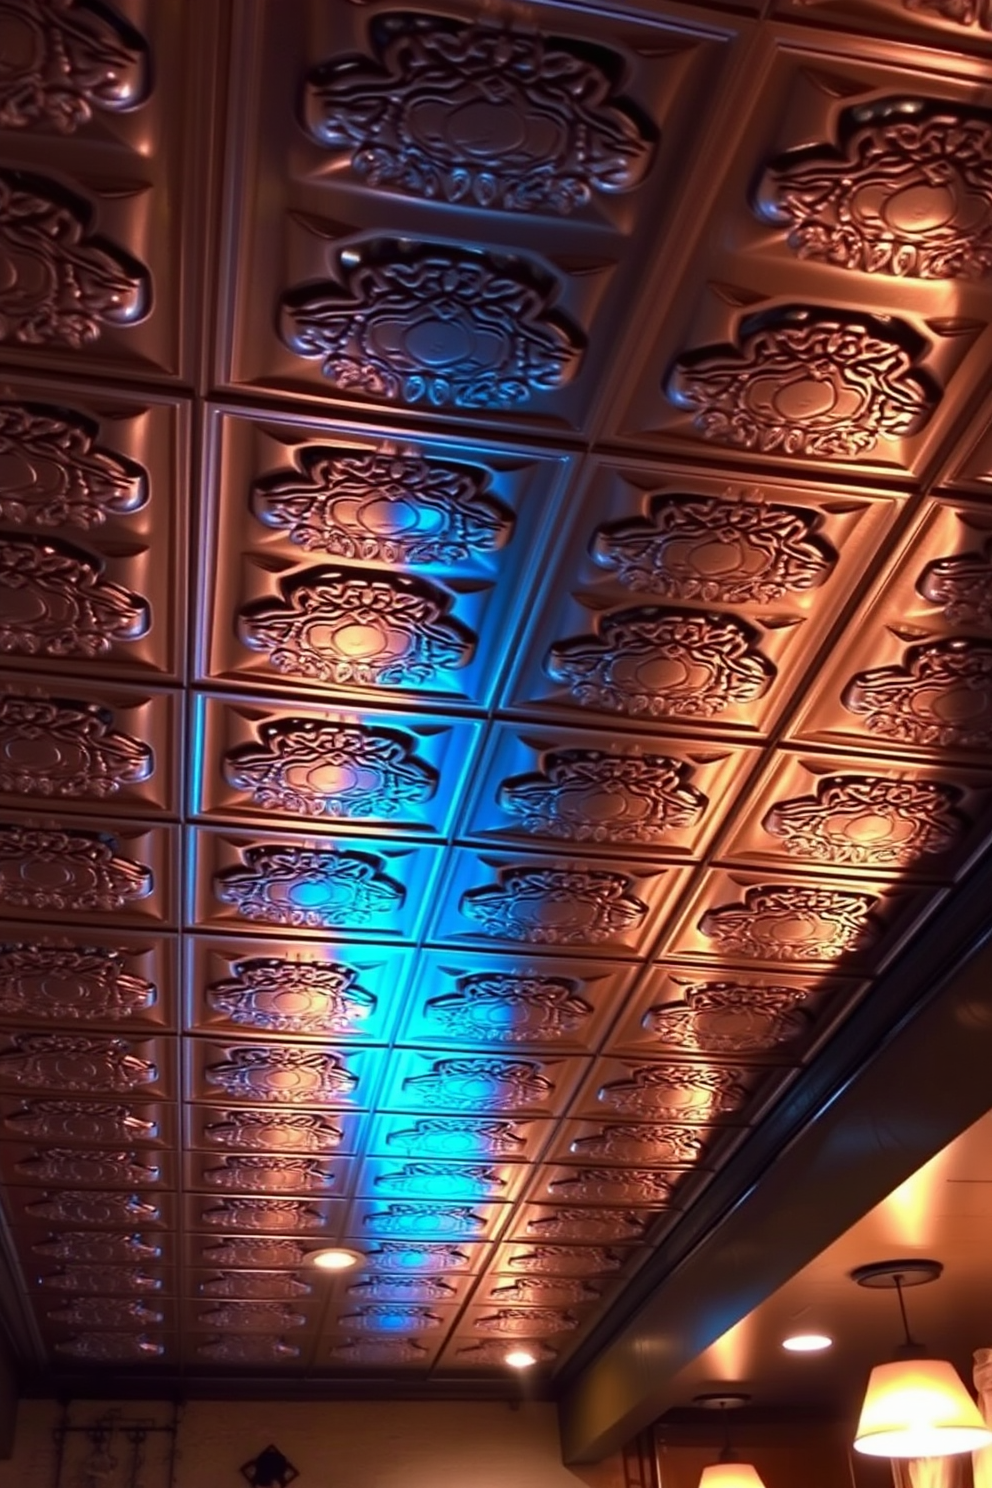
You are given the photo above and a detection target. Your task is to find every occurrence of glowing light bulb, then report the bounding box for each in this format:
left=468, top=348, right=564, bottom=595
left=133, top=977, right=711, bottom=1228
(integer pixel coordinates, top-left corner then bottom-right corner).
left=505, top=1348, right=538, bottom=1369
left=782, top=1333, right=833, bottom=1353
left=308, top=1248, right=363, bottom=1272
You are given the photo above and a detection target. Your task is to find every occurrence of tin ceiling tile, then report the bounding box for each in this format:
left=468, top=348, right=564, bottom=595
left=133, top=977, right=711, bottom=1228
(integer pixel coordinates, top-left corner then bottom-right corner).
left=183, top=1102, right=363, bottom=1159
left=0, top=817, right=177, bottom=929
left=0, top=929, right=177, bottom=1031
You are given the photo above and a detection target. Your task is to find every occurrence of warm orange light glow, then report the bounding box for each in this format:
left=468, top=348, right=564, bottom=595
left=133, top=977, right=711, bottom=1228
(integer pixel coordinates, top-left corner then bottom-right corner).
left=505, top=1348, right=538, bottom=1369
left=854, top=1359, right=992, bottom=1458
left=699, top=1462, right=767, bottom=1488
left=782, top=1333, right=833, bottom=1353
left=307, top=1247, right=363, bottom=1272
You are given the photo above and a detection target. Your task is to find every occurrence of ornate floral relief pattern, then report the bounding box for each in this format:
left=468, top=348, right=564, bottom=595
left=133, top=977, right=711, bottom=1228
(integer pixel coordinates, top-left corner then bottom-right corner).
left=196, top=1302, right=307, bottom=1331
left=569, top=1123, right=708, bottom=1163
left=363, top=1203, right=487, bottom=1236
left=526, top=1208, right=647, bottom=1240
left=206, top=956, right=377, bottom=1035
left=455, top=1338, right=557, bottom=1365
left=0, top=940, right=155, bottom=1020
left=507, top=1245, right=623, bottom=1274
left=0, top=400, right=148, bottom=528
left=0, top=1032, right=155, bottom=1090
left=402, top=1057, right=554, bottom=1111
left=384, top=1118, right=527, bottom=1159
left=490, top=1275, right=601, bottom=1303
left=200, top=1197, right=325, bottom=1233
left=204, top=1045, right=357, bottom=1106
left=200, top=1237, right=310, bottom=1268
left=32, top=1231, right=161, bottom=1262
left=363, top=1243, right=471, bottom=1273
left=424, top=973, right=591, bottom=1044
left=461, top=866, right=648, bottom=945
left=15, top=1147, right=159, bottom=1186
left=474, top=1307, right=578, bottom=1335
left=843, top=638, right=992, bottom=749
left=5, top=1098, right=157, bottom=1143
left=0, top=693, right=152, bottom=800
left=47, top=1297, right=163, bottom=1328
left=667, top=308, right=938, bottom=459
left=238, top=568, right=474, bottom=689
left=337, top=1304, right=442, bottom=1333
left=223, top=718, right=437, bottom=819
left=644, top=981, right=810, bottom=1055
left=203, top=1156, right=334, bottom=1193
left=39, top=1266, right=162, bottom=1294
left=902, top=0, right=991, bottom=27
left=0, top=169, right=150, bottom=345
left=347, top=1276, right=456, bottom=1303
left=330, top=1338, right=429, bottom=1365
left=755, top=100, right=992, bottom=280
left=762, top=776, right=965, bottom=868
left=599, top=1064, right=747, bottom=1120
left=280, top=241, right=581, bottom=409
left=196, top=1336, right=299, bottom=1364
left=592, top=493, right=836, bottom=603
left=919, top=542, right=992, bottom=630
left=547, top=1167, right=675, bottom=1203
left=252, top=447, right=512, bottom=567
left=0, top=824, right=152, bottom=912
left=546, top=608, right=774, bottom=719
left=303, top=14, right=652, bottom=214
left=55, top=1332, right=163, bottom=1361
left=202, top=1110, right=345, bottom=1153
left=500, top=749, right=707, bottom=844
left=198, top=1273, right=313, bottom=1300
left=213, top=843, right=404, bottom=931
left=372, top=1162, right=506, bottom=1199
left=0, top=0, right=148, bottom=132
left=0, top=536, right=150, bottom=658
left=27, top=1188, right=159, bottom=1224
left=699, top=885, right=881, bottom=962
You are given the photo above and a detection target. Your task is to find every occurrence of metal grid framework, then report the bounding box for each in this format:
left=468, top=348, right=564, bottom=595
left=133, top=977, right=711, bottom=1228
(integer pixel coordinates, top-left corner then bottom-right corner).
left=0, top=0, right=991, bottom=1387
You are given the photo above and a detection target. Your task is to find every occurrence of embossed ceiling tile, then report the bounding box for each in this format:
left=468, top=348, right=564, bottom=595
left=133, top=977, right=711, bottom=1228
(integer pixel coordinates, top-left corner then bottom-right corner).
left=719, top=748, right=992, bottom=881
left=427, top=849, right=689, bottom=957
left=184, top=1193, right=347, bottom=1239
left=665, top=868, right=944, bottom=974
left=6, top=1185, right=175, bottom=1230
left=357, top=1241, right=489, bottom=1277
left=573, top=1055, right=769, bottom=1124
left=364, top=1114, right=550, bottom=1166
left=547, top=1118, right=722, bottom=1169
left=328, top=1298, right=459, bottom=1339
left=376, top=1049, right=588, bottom=1119
left=0, top=1029, right=173, bottom=1098
left=188, top=1331, right=311, bottom=1368
left=187, top=1268, right=316, bottom=1302
left=185, top=1233, right=332, bottom=1272
left=0, top=1141, right=170, bottom=1190
left=33, top=1265, right=175, bottom=1298
left=183, top=1102, right=362, bottom=1158
left=772, top=0, right=992, bottom=54
left=396, top=950, right=635, bottom=1054
left=0, top=817, right=176, bottom=928
left=186, top=1297, right=316, bottom=1334
left=533, top=1163, right=684, bottom=1208
left=457, top=1301, right=590, bottom=1341
left=355, top=1154, right=530, bottom=1205
left=185, top=937, right=408, bottom=1045
left=337, top=1269, right=475, bottom=1306
left=438, top=1334, right=560, bottom=1371
left=185, top=1039, right=374, bottom=1111
left=347, top=1198, right=509, bottom=1243
left=474, top=1270, right=607, bottom=1307
left=185, top=1151, right=351, bottom=1200
left=319, top=1332, right=441, bottom=1369
left=190, top=828, right=437, bottom=941
left=491, top=1240, right=643, bottom=1279
left=37, top=1295, right=177, bottom=1334
left=193, top=694, right=480, bottom=838
left=507, top=1203, right=659, bottom=1244
left=463, top=719, right=754, bottom=860
left=0, top=929, right=176, bottom=1030
left=605, top=961, right=860, bottom=1061
left=0, top=1096, right=177, bottom=1149
left=25, top=1225, right=170, bottom=1267
left=0, top=0, right=150, bottom=135
left=45, top=1328, right=176, bottom=1364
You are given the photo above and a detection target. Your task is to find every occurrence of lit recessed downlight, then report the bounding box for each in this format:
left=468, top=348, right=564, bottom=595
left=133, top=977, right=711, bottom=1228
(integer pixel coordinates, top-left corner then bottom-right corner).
left=505, top=1348, right=538, bottom=1370
left=308, top=1247, right=363, bottom=1272
left=782, top=1333, right=833, bottom=1353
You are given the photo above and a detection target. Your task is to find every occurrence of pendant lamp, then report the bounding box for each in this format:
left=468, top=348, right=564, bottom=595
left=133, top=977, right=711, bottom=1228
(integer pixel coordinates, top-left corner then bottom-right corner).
left=695, top=1394, right=767, bottom=1488
left=852, top=1260, right=992, bottom=1459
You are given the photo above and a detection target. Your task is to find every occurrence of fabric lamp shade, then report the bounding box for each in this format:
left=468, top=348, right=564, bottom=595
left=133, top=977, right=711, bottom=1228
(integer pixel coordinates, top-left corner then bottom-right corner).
left=699, top=1462, right=767, bottom=1488
left=854, top=1358, right=992, bottom=1458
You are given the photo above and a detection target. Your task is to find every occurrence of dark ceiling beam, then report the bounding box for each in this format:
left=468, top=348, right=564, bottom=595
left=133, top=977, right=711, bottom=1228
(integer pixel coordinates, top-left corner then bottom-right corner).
left=557, top=854, right=992, bottom=1463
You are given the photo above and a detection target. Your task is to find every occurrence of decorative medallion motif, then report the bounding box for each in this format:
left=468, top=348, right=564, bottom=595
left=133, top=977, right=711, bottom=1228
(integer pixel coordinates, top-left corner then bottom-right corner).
left=489, top=1276, right=601, bottom=1303
left=363, top=1243, right=471, bottom=1273
left=0, top=169, right=150, bottom=345
left=206, top=956, right=377, bottom=1035
left=507, top=1245, right=624, bottom=1274
left=474, top=1307, right=578, bottom=1335
left=15, top=1147, right=159, bottom=1186
left=204, top=1046, right=357, bottom=1106
left=592, top=493, right=836, bottom=603
left=843, top=638, right=992, bottom=749
left=0, top=824, right=152, bottom=912
left=32, top=1231, right=161, bottom=1262
left=500, top=749, right=707, bottom=844
left=699, top=885, right=880, bottom=962
left=0, top=0, right=148, bottom=132
left=223, top=719, right=437, bottom=820
left=598, top=1064, right=748, bottom=1120
left=26, top=1189, right=158, bottom=1224
left=0, top=536, right=150, bottom=658
left=424, top=973, right=591, bottom=1043
left=0, top=401, right=148, bottom=528
left=202, top=1110, right=345, bottom=1154
left=526, top=1207, right=647, bottom=1240
left=196, top=1336, right=299, bottom=1364
left=363, top=1203, right=486, bottom=1235
left=280, top=241, right=581, bottom=408
left=198, top=1273, right=312, bottom=1300
left=213, top=843, right=404, bottom=930
left=919, top=541, right=992, bottom=630
left=196, top=1302, right=307, bottom=1331
left=402, top=1057, right=554, bottom=1111
left=455, top=1338, right=557, bottom=1364
left=372, top=1162, right=506, bottom=1199
left=902, top=0, right=991, bottom=27
left=4, top=1098, right=157, bottom=1143
left=762, top=776, right=965, bottom=868
left=329, top=1338, right=429, bottom=1364
left=644, top=981, right=810, bottom=1055
left=755, top=99, right=992, bottom=280
left=252, top=447, right=512, bottom=566
left=55, top=1333, right=163, bottom=1360
left=547, top=1167, right=676, bottom=1203
left=203, top=1156, right=334, bottom=1194
left=39, top=1266, right=162, bottom=1293
left=461, top=865, right=648, bottom=945
left=569, top=1123, right=709, bottom=1163
left=0, top=1032, right=155, bottom=1090
left=337, top=1305, right=443, bottom=1333
left=199, top=1237, right=310, bottom=1268
left=546, top=608, right=774, bottom=718
left=667, top=307, right=938, bottom=458
left=303, top=14, right=652, bottom=214
left=47, top=1297, right=162, bottom=1328
left=384, top=1118, right=527, bottom=1159
left=238, top=568, right=474, bottom=688
left=347, top=1276, right=456, bottom=1303
left=177, top=1186, right=269, bottom=1245
left=0, top=940, right=155, bottom=1020
left=0, top=693, right=152, bottom=799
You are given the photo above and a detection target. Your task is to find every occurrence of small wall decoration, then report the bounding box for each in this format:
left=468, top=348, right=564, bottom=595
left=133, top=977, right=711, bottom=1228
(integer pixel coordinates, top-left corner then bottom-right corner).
left=241, top=1445, right=300, bottom=1487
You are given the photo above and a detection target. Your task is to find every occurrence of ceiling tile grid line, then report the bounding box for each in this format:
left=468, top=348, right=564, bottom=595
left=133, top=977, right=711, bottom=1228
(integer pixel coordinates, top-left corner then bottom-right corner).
left=0, top=0, right=991, bottom=1389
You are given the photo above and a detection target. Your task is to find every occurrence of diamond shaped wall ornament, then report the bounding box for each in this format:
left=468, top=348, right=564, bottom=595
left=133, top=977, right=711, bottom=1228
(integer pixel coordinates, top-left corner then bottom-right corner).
left=843, top=638, right=992, bottom=749
left=667, top=306, right=939, bottom=458
left=598, top=1063, right=749, bottom=1119
left=0, top=940, right=156, bottom=1020
left=0, top=536, right=150, bottom=658
left=0, top=1032, right=156, bottom=1090
left=0, top=0, right=149, bottom=132
left=699, top=885, right=880, bottom=961
left=0, top=400, right=148, bottom=527
left=213, top=843, right=404, bottom=929
left=918, top=541, right=992, bottom=629
left=424, top=973, right=592, bottom=1043
left=761, top=776, right=966, bottom=867
left=460, top=865, right=648, bottom=944
left=755, top=99, right=992, bottom=280
left=241, top=1446, right=299, bottom=1488
left=401, top=1057, right=554, bottom=1111
left=280, top=240, right=582, bottom=408
left=643, top=980, right=810, bottom=1054
left=0, top=693, right=153, bottom=798
left=206, top=956, right=376, bottom=1034
left=499, top=749, right=707, bottom=843
left=0, top=823, right=152, bottom=912
left=302, top=13, right=653, bottom=214
left=204, top=1045, right=358, bottom=1105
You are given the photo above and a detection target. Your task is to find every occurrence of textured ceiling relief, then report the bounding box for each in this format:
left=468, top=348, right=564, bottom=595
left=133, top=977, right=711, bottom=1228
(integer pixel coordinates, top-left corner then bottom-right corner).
left=760, top=775, right=966, bottom=867
left=0, top=823, right=152, bottom=913
left=212, top=842, right=405, bottom=930
left=499, top=749, right=707, bottom=844
left=459, top=865, right=648, bottom=945
left=0, top=0, right=149, bottom=132
left=0, top=692, right=152, bottom=799
left=423, top=974, right=592, bottom=1044
left=205, top=956, right=377, bottom=1035
left=0, top=400, right=148, bottom=528
left=0, top=536, right=150, bottom=658
left=699, top=885, right=881, bottom=962
left=843, top=638, right=992, bottom=749
left=0, top=940, right=156, bottom=1020
left=641, top=980, right=811, bottom=1055
left=918, top=540, right=992, bottom=629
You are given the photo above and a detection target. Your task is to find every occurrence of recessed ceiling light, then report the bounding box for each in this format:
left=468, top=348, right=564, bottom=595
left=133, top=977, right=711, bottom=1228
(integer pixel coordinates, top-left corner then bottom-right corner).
left=782, top=1333, right=833, bottom=1353
left=307, top=1247, right=364, bottom=1272
left=505, top=1348, right=538, bottom=1370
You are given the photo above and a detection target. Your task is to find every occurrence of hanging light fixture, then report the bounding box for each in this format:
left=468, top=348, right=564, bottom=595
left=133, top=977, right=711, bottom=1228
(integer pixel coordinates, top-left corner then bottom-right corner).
left=852, top=1259, right=992, bottom=1458
left=694, top=1394, right=767, bottom=1488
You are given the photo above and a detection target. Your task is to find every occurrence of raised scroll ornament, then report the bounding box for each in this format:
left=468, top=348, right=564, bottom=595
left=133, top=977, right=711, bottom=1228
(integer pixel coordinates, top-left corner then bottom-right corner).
left=0, top=401, right=148, bottom=527
left=0, top=0, right=148, bottom=132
